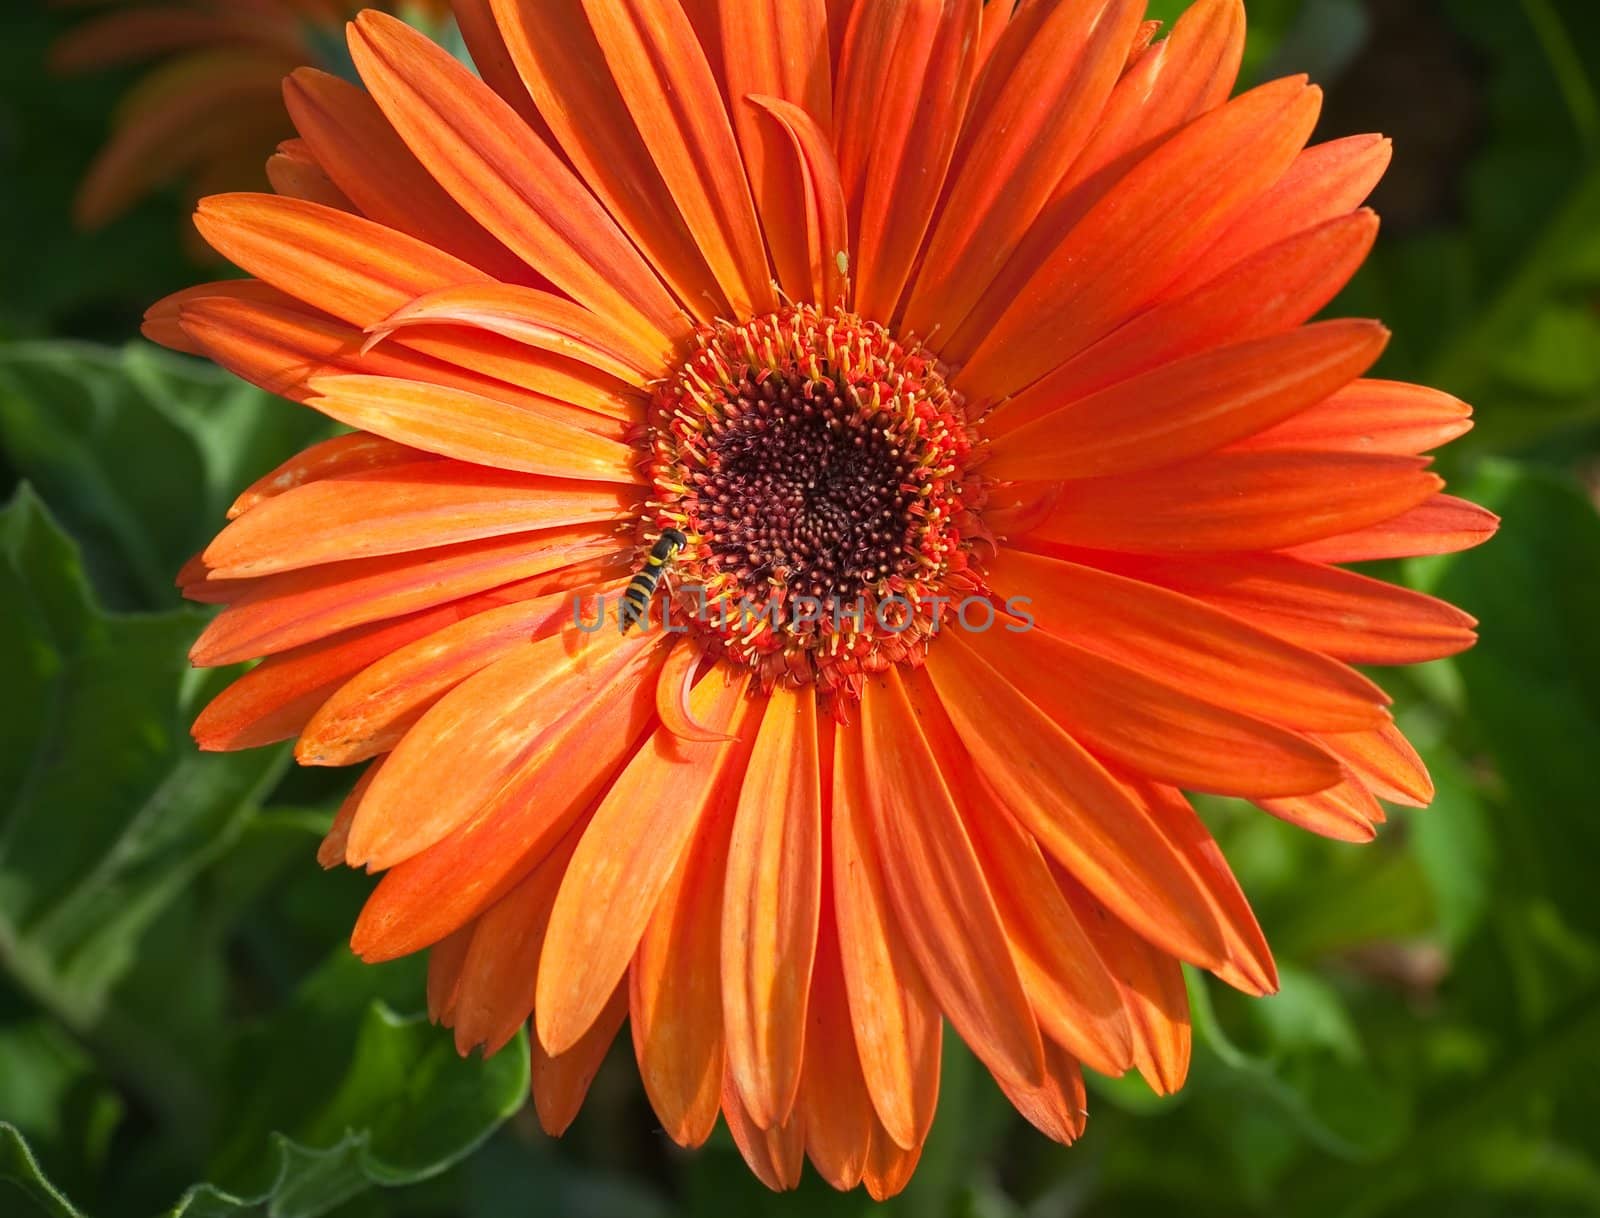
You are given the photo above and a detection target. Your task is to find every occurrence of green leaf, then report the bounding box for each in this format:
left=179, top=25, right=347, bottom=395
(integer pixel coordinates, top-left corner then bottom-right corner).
left=0, top=486, right=285, bottom=1133
left=1412, top=460, right=1600, bottom=936
left=0, top=341, right=328, bottom=609
left=188, top=950, right=530, bottom=1218
left=1, top=1123, right=88, bottom=1218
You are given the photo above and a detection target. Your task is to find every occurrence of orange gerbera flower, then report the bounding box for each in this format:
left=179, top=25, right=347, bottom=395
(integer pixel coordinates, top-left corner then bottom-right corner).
left=148, top=0, right=1497, bottom=1197
left=53, top=0, right=450, bottom=230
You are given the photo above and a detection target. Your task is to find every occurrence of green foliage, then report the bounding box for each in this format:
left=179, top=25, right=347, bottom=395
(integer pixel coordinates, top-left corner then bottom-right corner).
left=3, top=1, right=1600, bottom=1217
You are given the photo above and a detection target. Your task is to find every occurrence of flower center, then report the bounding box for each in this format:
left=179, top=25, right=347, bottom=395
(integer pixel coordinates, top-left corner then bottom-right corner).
left=643, top=305, right=985, bottom=706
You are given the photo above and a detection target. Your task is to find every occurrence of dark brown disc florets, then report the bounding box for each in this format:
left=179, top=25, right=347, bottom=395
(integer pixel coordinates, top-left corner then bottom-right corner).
left=643, top=305, right=986, bottom=704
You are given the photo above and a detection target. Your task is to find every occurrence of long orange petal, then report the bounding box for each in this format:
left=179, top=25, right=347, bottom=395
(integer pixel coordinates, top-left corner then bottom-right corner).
left=489, top=0, right=729, bottom=322
left=1255, top=778, right=1383, bottom=843
left=990, top=211, right=1380, bottom=435
left=296, top=589, right=604, bottom=767
left=847, top=0, right=982, bottom=321
left=630, top=751, right=740, bottom=1149
left=859, top=668, right=1045, bottom=1088
left=227, top=433, right=429, bottom=520
left=956, top=76, right=1320, bottom=397
left=192, top=528, right=619, bottom=666
left=956, top=625, right=1344, bottom=798
left=1160, top=132, right=1392, bottom=300
left=344, top=629, right=642, bottom=870
left=1025, top=450, right=1443, bottom=553
left=722, top=685, right=823, bottom=1128
left=1055, top=873, right=1191, bottom=1094
left=902, top=668, right=1133, bottom=1076
left=1284, top=494, right=1500, bottom=562
left=747, top=97, right=850, bottom=306
left=205, top=464, right=635, bottom=579
left=1092, top=549, right=1479, bottom=665
left=532, top=984, right=628, bottom=1136
left=537, top=672, right=755, bottom=1054
left=903, top=0, right=1142, bottom=336
left=366, top=284, right=671, bottom=385
left=924, top=636, right=1229, bottom=967
left=347, top=11, right=688, bottom=348
left=580, top=0, right=775, bottom=319
left=986, top=548, right=1391, bottom=731
left=722, top=1069, right=805, bottom=1190
left=302, top=374, right=638, bottom=483
left=831, top=719, right=942, bottom=1149
left=1239, top=379, right=1473, bottom=455
left=350, top=642, right=666, bottom=960
left=993, top=1038, right=1088, bottom=1144
left=283, top=68, right=532, bottom=283
left=718, top=0, right=833, bottom=305
left=986, top=320, right=1388, bottom=481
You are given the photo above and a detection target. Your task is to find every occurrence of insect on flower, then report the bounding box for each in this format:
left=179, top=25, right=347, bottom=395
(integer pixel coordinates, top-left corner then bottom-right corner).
left=619, top=527, right=689, bottom=634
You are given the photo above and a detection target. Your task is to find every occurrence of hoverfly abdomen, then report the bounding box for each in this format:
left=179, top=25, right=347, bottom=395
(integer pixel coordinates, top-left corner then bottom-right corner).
left=619, top=528, right=688, bottom=634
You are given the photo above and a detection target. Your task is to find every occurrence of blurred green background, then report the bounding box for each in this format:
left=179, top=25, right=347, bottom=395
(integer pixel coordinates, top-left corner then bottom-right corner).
left=3, top=0, right=1600, bottom=1214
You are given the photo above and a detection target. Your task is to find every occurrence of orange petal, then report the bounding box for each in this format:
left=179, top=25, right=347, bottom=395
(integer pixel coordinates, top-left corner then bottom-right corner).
left=655, top=639, right=738, bottom=743
left=1160, top=132, right=1392, bottom=299
left=449, top=0, right=559, bottom=134
left=1092, top=549, right=1479, bottom=665
left=991, top=211, right=1380, bottom=434
left=987, top=548, right=1391, bottom=731
left=722, top=685, right=823, bottom=1127
left=345, top=629, right=642, bottom=870
left=1239, top=378, right=1474, bottom=455
left=297, top=588, right=603, bottom=767
left=351, top=641, right=666, bottom=960
left=193, top=192, right=491, bottom=330
left=956, top=75, right=1320, bottom=397
left=191, top=528, right=621, bottom=665
left=992, top=1038, right=1088, bottom=1144
left=537, top=671, right=755, bottom=1054
left=862, top=1112, right=923, bottom=1201
left=451, top=824, right=582, bottom=1055
left=946, top=0, right=1244, bottom=356
left=574, top=0, right=774, bottom=319
left=747, top=96, right=850, bottom=306
left=206, top=464, right=635, bottom=578
left=488, top=0, right=729, bottom=322
left=721, top=1069, right=805, bottom=1190
left=1255, top=778, right=1383, bottom=843
left=302, top=374, right=638, bottom=482
left=1130, top=780, right=1277, bottom=997
left=366, top=283, right=671, bottom=385
left=717, top=0, right=833, bottom=305
left=266, top=140, right=352, bottom=210
left=955, top=625, right=1343, bottom=798
left=227, top=433, right=430, bottom=519
left=1055, top=874, right=1191, bottom=1093
left=831, top=719, right=942, bottom=1149
left=532, top=984, right=628, bottom=1136
left=986, top=320, right=1388, bottom=482
left=1317, top=722, right=1434, bottom=807
left=902, top=669, right=1132, bottom=1076
left=347, top=11, right=688, bottom=348
left=320, top=760, right=383, bottom=870
left=797, top=885, right=874, bottom=1191
left=1284, top=494, right=1500, bottom=562
left=177, top=292, right=635, bottom=428
left=858, top=668, right=1045, bottom=1088
left=1026, top=450, right=1443, bottom=553
left=425, top=920, right=474, bottom=1025
left=903, top=0, right=1143, bottom=337
left=924, top=636, right=1228, bottom=967
left=630, top=755, right=739, bottom=1149
left=283, top=68, right=532, bottom=283
left=844, top=0, right=982, bottom=321
left=143, top=278, right=294, bottom=355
